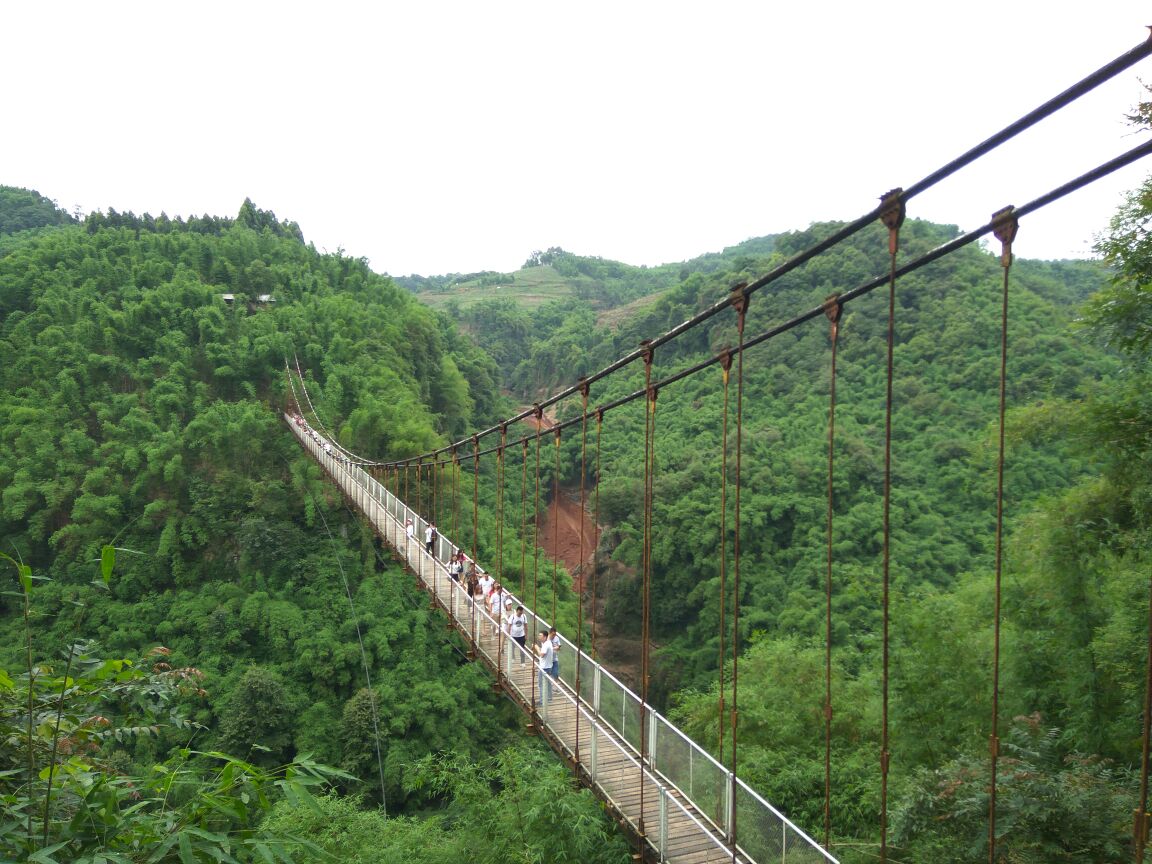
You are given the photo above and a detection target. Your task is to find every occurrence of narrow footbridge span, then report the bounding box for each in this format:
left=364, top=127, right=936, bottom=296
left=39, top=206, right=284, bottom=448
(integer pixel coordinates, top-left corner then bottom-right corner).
left=288, top=416, right=835, bottom=864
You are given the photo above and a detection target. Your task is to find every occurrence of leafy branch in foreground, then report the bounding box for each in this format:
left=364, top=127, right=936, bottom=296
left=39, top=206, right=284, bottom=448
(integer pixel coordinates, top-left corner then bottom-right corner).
left=0, top=549, right=349, bottom=863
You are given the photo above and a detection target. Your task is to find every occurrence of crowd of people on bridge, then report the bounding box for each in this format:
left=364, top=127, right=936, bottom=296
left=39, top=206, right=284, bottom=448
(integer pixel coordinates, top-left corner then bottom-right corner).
left=291, top=413, right=356, bottom=466
left=292, top=409, right=566, bottom=710
left=436, top=550, right=561, bottom=701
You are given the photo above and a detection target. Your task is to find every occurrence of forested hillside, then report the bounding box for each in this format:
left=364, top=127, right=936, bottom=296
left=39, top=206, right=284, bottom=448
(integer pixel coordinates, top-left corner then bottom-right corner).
left=0, top=190, right=630, bottom=862
left=3, top=174, right=1152, bottom=863
left=409, top=213, right=1152, bottom=861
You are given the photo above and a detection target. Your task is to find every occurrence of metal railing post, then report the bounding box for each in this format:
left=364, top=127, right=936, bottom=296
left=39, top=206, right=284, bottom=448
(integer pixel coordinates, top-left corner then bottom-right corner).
left=725, top=770, right=735, bottom=840
left=659, top=785, right=669, bottom=863
left=590, top=721, right=598, bottom=781
left=649, top=711, right=659, bottom=772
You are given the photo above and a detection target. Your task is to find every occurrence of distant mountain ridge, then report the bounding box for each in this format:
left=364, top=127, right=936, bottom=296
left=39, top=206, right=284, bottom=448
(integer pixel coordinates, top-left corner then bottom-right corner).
left=393, top=235, right=783, bottom=312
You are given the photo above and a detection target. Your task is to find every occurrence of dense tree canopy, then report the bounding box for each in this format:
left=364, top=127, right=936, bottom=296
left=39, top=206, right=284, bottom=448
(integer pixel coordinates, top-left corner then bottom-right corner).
left=4, top=170, right=1152, bottom=862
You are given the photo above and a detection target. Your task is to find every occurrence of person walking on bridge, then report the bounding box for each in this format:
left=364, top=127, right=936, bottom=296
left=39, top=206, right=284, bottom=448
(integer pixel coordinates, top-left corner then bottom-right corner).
left=510, top=605, right=528, bottom=666
left=536, top=631, right=554, bottom=703
left=488, top=583, right=503, bottom=637
left=548, top=627, right=561, bottom=681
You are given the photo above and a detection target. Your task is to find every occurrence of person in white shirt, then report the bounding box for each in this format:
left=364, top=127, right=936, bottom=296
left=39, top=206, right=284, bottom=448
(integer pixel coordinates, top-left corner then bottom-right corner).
left=488, top=584, right=503, bottom=636
left=536, top=631, right=554, bottom=702
left=509, top=605, right=528, bottom=666
left=548, top=627, right=561, bottom=681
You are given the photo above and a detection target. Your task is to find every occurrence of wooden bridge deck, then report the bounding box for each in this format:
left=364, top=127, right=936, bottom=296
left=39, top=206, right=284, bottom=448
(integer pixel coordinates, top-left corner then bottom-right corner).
left=289, top=416, right=836, bottom=864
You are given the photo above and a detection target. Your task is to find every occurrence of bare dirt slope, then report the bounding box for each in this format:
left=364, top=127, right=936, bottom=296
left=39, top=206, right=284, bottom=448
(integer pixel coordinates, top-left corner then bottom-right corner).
left=538, top=489, right=598, bottom=589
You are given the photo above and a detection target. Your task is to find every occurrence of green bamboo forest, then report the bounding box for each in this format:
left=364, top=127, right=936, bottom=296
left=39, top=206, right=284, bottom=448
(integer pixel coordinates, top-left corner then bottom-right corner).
left=1, top=133, right=1151, bottom=864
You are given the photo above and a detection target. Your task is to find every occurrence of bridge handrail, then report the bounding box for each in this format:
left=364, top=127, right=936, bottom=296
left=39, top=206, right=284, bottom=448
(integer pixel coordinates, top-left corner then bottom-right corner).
left=288, top=416, right=838, bottom=863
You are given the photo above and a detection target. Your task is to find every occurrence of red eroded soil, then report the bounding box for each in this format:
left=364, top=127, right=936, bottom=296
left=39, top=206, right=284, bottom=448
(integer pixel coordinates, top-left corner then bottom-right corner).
left=520, top=410, right=598, bottom=586
left=538, top=489, right=599, bottom=589
left=518, top=412, right=645, bottom=689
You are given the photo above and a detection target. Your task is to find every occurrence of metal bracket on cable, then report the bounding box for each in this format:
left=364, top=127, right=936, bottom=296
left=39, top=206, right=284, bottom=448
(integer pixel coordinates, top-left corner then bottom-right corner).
left=823, top=293, right=844, bottom=343
left=823, top=293, right=843, bottom=325
left=991, top=205, right=1019, bottom=267
left=729, top=282, right=749, bottom=328
left=878, top=188, right=906, bottom=255
left=718, top=347, right=733, bottom=376
left=640, top=339, right=655, bottom=372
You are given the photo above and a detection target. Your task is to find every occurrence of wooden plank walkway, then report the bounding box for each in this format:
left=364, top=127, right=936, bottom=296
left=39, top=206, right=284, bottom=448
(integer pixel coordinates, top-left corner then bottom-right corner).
left=288, top=416, right=837, bottom=864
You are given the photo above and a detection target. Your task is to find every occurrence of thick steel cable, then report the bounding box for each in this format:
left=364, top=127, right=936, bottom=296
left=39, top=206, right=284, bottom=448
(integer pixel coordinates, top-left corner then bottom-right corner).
left=383, top=136, right=1152, bottom=481
left=730, top=289, right=748, bottom=861
left=717, top=351, right=733, bottom=762
left=823, top=295, right=844, bottom=851
left=394, top=134, right=1152, bottom=487
left=988, top=206, right=1018, bottom=864
left=375, top=38, right=1152, bottom=472
left=878, top=192, right=906, bottom=864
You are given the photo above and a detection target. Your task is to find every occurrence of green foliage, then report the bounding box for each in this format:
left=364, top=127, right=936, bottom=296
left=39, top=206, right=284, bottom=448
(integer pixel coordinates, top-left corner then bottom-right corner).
left=405, top=746, right=633, bottom=864
left=0, top=202, right=529, bottom=826
left=262, top=745, right=634, bottom=864
left=0, top=201, right=501, bottom=575
left=432, top=214, right=1137, bottom=855
left=261, top=793, right=461, bottom=864
left=891, top=715, right=1136, bottom=863
left=0, top=553, right=346, bottom=863
left=0, top=186, right=75, bottom=236
left=217, top=666, right=298, bottom=765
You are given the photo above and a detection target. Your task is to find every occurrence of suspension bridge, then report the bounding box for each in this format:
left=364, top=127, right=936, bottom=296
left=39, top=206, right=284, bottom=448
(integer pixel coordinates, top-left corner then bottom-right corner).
left=287, top=30, right=1152, bottom=864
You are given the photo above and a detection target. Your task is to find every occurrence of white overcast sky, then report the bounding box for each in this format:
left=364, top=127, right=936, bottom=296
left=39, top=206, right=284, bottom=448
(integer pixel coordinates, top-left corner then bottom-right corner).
left=4, top=2, right=1151, bottom=275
